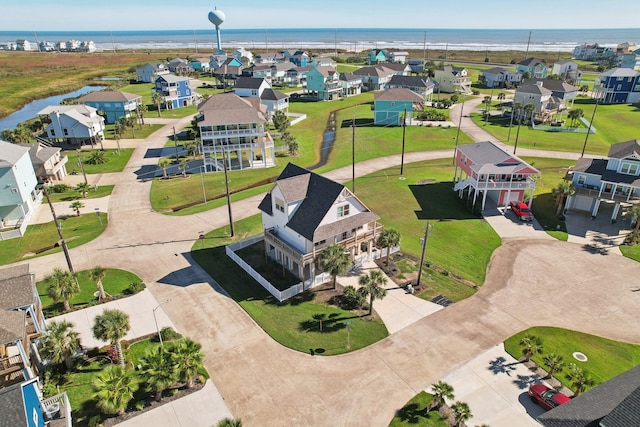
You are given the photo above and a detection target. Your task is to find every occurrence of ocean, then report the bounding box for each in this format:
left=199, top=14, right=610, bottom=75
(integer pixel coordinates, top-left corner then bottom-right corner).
left=1, top=28, right=639, bottom=52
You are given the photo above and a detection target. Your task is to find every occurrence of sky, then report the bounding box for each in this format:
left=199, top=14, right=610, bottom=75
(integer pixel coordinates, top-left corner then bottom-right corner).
left=2, top=0, right=640, bottom=31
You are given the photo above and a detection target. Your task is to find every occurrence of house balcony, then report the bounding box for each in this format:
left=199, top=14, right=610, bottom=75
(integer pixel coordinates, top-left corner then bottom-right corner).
left=45, top=155, right=68, bottom=176
left=41, top=392, right=73, bottom=427
left=200, top=127, right=265, bottom=139
left=0, top=354, right=25, bottom=388
left=573, top=185, right=640, bottom=204
left=455, top=176, right=537, bottom=192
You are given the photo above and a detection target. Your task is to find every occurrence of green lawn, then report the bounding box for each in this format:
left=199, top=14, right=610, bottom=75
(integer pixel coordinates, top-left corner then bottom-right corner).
left=37, top=268, right=142, bottom=317
left=389, top=392, right=448, bottom=427
left=191, top=215, right=389, bottom=355
left=47, top=185, right=114, bottom=203
left=104, top=123, right=164, bottom=139
left=620, top=242, right=640, bottom=262
left=0, top=213, right=107, bottom=266
left=472, top=101, right=640, bottom=156
left=64, top=149, right=134, bottom=174
left=504, top=327, right=640, bottom=392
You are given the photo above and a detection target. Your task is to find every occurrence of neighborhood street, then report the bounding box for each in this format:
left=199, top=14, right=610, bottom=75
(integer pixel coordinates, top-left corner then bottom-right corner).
left=12, top=100, right=640, bottom=426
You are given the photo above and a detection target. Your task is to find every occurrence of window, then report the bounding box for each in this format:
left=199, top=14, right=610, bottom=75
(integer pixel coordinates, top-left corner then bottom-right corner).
left=251, top=89, right=258, bottom=96
left=617, top=84, right=622, bottom=90
left=578, top=175, right=586, bottom=185
left=341, top=232, right=348, bottom=241
left=621, top=163, right=639, bottom=175
left=63, top=129, right=69, bottom=136
left=337, top=204, right=350, bottom=218
left=275, top=197, right=285, bottom=213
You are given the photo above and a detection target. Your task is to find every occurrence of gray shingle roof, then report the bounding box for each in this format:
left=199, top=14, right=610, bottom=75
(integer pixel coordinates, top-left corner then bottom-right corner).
left=388, top=75, right=434, bottom=89
left=516, top=83, right=553, bottom=95
left=0, top=140, right=30, bottom=167
left=76, top=91, right=141, bottom=103
left=197, top=93, right=266, bottom=126
left=236, top=77, right=268, bottom=90
left=25, top=143, right=61, bottom=166
left=0, top=272, right=36, bottom=311
left=374, top=88, right=425, bottom=103
left=0, top=381, right=29, bottom=427
left=608, top=139, right=640, bottom=159
left=529, top=78, right=579, bottom=93
left=518, top=57, right=546, bottom=67
left=0, top=310, right=25, bottom=345
left=538, top=366, right=640, bottom=427
left=260, top=89, right=289, bottom=101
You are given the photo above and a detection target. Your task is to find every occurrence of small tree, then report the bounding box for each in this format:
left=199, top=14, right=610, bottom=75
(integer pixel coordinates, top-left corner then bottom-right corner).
left=86, top=150, right=107, bottom=165
left=158, top=158, right=171, bottom=179
left=92, top=309, right=130, bottom=366
left=39, top=320, right=81, bottom=370
left=627, top=205, right=640, bottom=237
left=552, top=181, right=575, bottom=216
left=272, top=110, right=290, bottom=133
left=171, top=338, right=204, bottom=388
left=45, top=268, right=79, bottom=312
left=376, top=228, right=401, bottom=267
left=358, top=270, right=387, bottom=316
left=92, top=365, right=137, bottom=416
left=141, top=346, right=178, bottom=401
left=318, top=244, right=350, bottom=290
left=137, top=103, right=148, bottom=126
left=451, top=401, right=472, bottom=427
left=543, top=353, right=565, bottom=379
left=152, top=92, right=164, bottom=117
left=519, top=334, right=544, bottom=362
left=566, top=364, right=596, bottom=396
left=428, top=380, right=455, bottom=411
left=217, top=418, right=243, bottom=427
left=70, top=200, right=84, bottom=216
left=75, top=182, right=92, bottom=198
left=568, top=108, right=584, bottom=127
left=89, top=265, right=108, bottom=301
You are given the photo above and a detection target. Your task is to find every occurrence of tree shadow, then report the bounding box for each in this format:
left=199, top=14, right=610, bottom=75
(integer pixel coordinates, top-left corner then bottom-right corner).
left=394, top=403, right=429, bottom=424
left=513, top=373, right=542, bottom=390
left=410, top=182, right=480, bottom=220
left=488, top=356, right=519, bottom=376
left=340, top=118, right=374, bottom=128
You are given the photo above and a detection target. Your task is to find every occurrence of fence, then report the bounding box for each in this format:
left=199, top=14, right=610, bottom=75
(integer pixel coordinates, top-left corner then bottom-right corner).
left=288, top=113, right=307, bottom=126
left=0, top=220, right=27, bottom=241
left=226, top=235, right=330, bottom=302
left=531, top=117, right=596, bottom=134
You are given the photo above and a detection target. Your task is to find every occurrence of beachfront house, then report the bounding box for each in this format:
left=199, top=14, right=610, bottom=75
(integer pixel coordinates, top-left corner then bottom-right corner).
left=453, top=141, right=539, bottom=211
left=551, top=60, right=582, bottom=84
left=154, top=74, right=198, bottom=109
left=573, top=43, right=615, bottom=61
left=75, top=90, right=142, bottom=124
left=26, top=143, right=68, bottom=184
left=565, top=139, right=640, bottom=222
left=196, top=93, right=275, bottom=172
left=0, top=142, right=40, bottom=238
left=306, top=66, right=341, bottom=101
left=258, top=163, right=383, bottom=282
left=367, top=49, right=388, bottom=64
left=373, top=88, right=425, bottom=126
left=433, top=66, right=472, bottom=94
left=479, top=67, right=522, bottom=88
left=592, top=68, right=640, bottom=104
left=38, top=105, right=106, bottom=146
left=15, top=40, right=33, bottom=51
left=136, top=62, right=170, bottom=83
left=386, top=75, right=435, bottom=100
left=516, top=57, right=549, bottom=79
left=339, top=73, right=363, bottom=97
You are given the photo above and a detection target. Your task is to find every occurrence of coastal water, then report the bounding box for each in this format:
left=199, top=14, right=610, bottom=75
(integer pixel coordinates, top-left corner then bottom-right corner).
left=2, top=28, right=639, bottom=53
left=0, top=86, right=104, bottom=132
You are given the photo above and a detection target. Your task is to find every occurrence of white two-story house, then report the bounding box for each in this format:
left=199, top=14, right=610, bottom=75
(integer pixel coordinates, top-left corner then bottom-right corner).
left=38, top=105, right=105, bottom=146
left=258, top=163, right=383, bottom=282
left=566, top=139, right=640, bottom=221
left=433, top=66, right=472, bottom=94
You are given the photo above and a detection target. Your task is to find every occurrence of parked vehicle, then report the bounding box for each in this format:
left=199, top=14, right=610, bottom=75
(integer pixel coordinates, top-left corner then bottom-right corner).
left=509, top=201, right=534, bottom=221
left=528, top=384, right=570, bottom=410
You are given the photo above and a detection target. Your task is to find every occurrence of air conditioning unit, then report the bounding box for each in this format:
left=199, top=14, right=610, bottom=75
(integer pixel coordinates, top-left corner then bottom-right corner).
left=10, top=188, right=18, bottom=194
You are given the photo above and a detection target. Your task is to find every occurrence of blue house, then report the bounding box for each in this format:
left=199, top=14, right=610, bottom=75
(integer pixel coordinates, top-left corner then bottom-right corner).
left=367, top=49, right=388, bottom=65
left=567, top=139, right=640, bottom=221
left=190, top=57, right=211, bottom=72
left=75, top=91, right=142, bottom=124
left=516, top=57, right=549, bottom=79
left=154, top=74, right=197, bottom=109
left=593, top=68, right=640, bottom=104
left=373, top=88, right=425, bottom=125
left=0, top=378, right=72, bottom=427
left=289, top=50, right=310, bottom=67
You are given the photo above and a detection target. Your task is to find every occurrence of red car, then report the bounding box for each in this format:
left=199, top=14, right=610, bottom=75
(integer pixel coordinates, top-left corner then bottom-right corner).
left=509, top=201, right=534, bottom=221
left=528, top=384, right=570, bottom=410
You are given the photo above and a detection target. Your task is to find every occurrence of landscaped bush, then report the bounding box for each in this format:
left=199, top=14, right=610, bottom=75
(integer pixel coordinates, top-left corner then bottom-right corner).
left=50, top=183, right=71, bottom=193
left=418, top=109, right=447, bottom=121
left=333, top=285, right=365, bottom=310
left=127, top=281, right=146, bottom=294
left=159, top=326, right=181, bottom=342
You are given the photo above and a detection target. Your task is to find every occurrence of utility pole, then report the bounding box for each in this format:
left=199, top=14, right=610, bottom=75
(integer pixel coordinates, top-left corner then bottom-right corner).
left=222, top=149, right=234, bottom=237
left=525, top=31, right=532, bottom=59
left=422, top=31, right=427, bottom=62
left=416, top=221, right=431, bottom=288
left=581, top=100, right=599, bottom=157
left=453, top=94, right=465, bottom=165
left=400, top=108, right=406, bottom=177
left=76, top=149, right=88, bottom=185
left=43, top=186, right=74, bottom=273
left=351, top=117, right=355, bottom=193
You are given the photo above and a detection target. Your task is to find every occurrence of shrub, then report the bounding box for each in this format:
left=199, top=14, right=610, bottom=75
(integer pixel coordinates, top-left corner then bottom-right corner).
left=88, top=415, right=103, bottom=427
left=472, top=89, right=481, bottom=95
left=127, top=281, right=146, bottom=294
left=336, top=285, right=365, bottom=310
left=159, top=327, right=181, bottom=342
left=50, top=183, right=71, bottom=193
left=134, top=401, right=145, bottom=411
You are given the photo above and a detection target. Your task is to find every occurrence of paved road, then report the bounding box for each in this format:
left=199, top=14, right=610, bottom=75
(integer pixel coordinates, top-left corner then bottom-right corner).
left=12, top=101, right=640, bottom=426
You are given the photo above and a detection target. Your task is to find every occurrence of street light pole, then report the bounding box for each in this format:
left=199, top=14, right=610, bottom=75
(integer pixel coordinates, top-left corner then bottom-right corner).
left=76, top=149, right=88, bottom=185
left=200, top=166, right=207, bottom=206
left=581, top=100, right=599, bottom=158
left=400, top=108, right=406, bottom=177
left=222, top=149, right=234, bottom=237
left=453, top=94, right=465, bottom=165
left=43, top=186, right=74, bottom=273
left=416, top=221, right=431, bottom=288
left=153, top=299, right=172, bottom=347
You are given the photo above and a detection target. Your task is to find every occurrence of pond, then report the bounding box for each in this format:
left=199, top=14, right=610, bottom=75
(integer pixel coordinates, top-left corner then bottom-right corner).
left=0, top=85, right=105, bottom=133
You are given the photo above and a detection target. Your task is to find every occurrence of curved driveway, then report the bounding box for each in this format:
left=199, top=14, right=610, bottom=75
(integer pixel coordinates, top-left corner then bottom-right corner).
left=14, top=102, right=640, bottom=426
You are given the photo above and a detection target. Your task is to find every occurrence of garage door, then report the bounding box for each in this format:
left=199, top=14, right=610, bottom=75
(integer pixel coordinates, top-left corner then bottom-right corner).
left=573, top=195, right=594, bottom=212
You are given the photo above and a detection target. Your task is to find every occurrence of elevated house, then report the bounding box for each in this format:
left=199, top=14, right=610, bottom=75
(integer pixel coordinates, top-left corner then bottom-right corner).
left=367, top=49, right=388, bottom=65
left=0, top=377, right=72, bottom=427
left=234, top=77, right=289, bottom=120
left=196, top=93, right=275, bottom=172
left=514, top=81, right=558, bottom=121
left=190, top=57, right=211, bottom=73
left=136, top=62, right=170, bottom=83
left=353, top=64, right=404, bottom=91
left=26, top=143, right=68, bottom=184
left=573, top=43, right=615, bottom=61
left=433, top=66, right=472, bottom=94
left=551, top=59, right=582, bottom=84
left=232, top=47, right=253, bottom=64
left=529, top=78, right=579, bottom=108
left=339, top=73, right=363, bottom=97
left=386, top=75, right=435, bottom=100
left=389, top=51, right=409, bottom=64
left=306, top=66, right=341, bottom=101
left=75, top=90, right=142, bottom=124
left=286, top=65, right=313, bottom=87
left=592, top=67, right=640, bottom=104
left=258, top=163, right=383, bottom=281
left=167, top=58, right=192, bottom=75
left=38, top=105, right=105, bottom=146
left=154, top=74, right=198, bottom=109
left=373, top=88, right=425, bottom=126
left=479, top=67, right=522, bottom=88
left=565, top=139, right=640, bottom=221
left=213, top=57, right=244, bottom=87
left=260, top=89, right=290, bottom=120
left=407, top=58, right=425, bottom=73
left=620, top=53, right=640, bottom=71
left=234, top=77, right=271, bottom=98
left=289, top=50, right=310, bottom=67
left=516, top=57, right=549, bottom=78
left=453, top=141, right=539, bottom=210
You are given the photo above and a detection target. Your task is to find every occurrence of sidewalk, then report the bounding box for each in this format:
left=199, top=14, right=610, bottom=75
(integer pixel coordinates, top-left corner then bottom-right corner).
left=337, top=260, right=443, bottom=334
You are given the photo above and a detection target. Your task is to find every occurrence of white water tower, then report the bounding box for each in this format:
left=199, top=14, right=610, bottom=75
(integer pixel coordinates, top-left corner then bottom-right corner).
left=208, top=7, right=226, bottom=53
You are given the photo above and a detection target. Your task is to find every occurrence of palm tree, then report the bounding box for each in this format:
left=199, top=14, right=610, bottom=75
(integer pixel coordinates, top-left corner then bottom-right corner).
left=184, top=140, right=198, bottom=159
left=543, top=353, right=565, bottom=379
left=318, top=244, right=350, bottom=290
left=141, top=346, right=178, bottom=401
left=92, top=309, right=130, bottom=366
left=568, top=108, right=584, bottom=127
left=428, top=380, right=455, bottom=411
left=566, top=364, right=596, bottom=396
left=552, top=181, right=575, bottom=216
left=45, top=267, right=79, bottom=312
left=39, top=320, right=81, bottom=370
left=152, top=92, right=164, bottom=117
left=376, top=228, right=401, bottom=267
left=89, top=265, right=108, bottom=301
left=217, top=418, right=243, bottom=427
left=628, top=204, right=640, bottom=236
left=172, top=338, right=204, bottom=388
left=70, top=200, right=84, bottom=216
left=75, top=182, right=92, bottom=198
left=519, top=334, right=544, bottom=362
left=358, top=270, right=387, bottom=316
left=137, top=103, right=148, bottom=126
left=287, top=137, right=299, bottom=156
left=158, top=158, right=171, bottom=179
left=179, top=159, right=189, bottom=178
left=92, top=365, right=137, bottom=416
left=523, top=103, right=536, bottom=124
left=451, top=401, right=472, bottom=427
left=86, top=150, right=107, bottom=165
